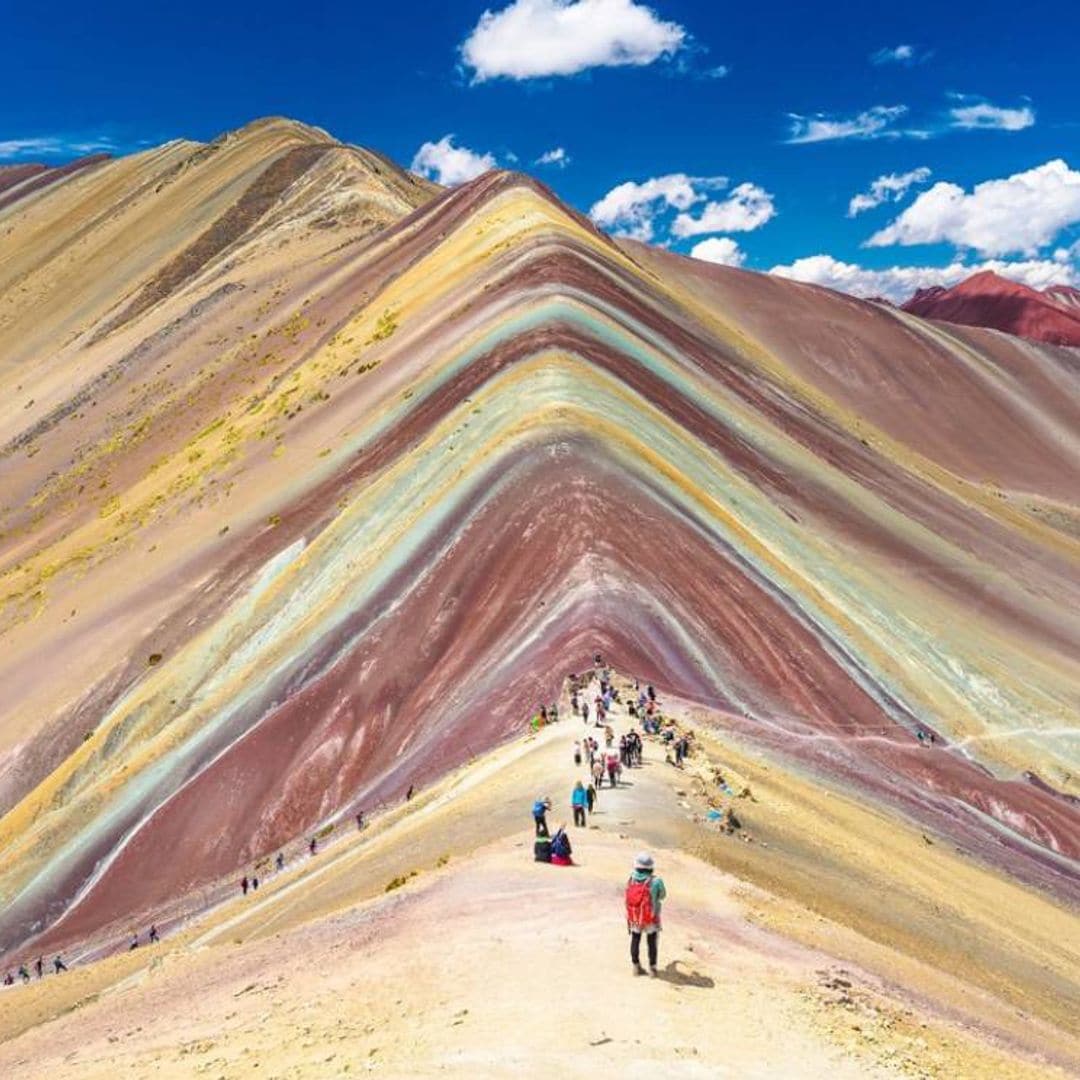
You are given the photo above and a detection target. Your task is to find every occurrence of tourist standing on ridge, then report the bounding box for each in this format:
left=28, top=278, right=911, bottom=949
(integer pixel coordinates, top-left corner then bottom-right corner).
left=571, top=781, right=588, bottom=827
left=149, top=925, right=159, bottom=944
left=309, top=837, right=318, bottom=856
left=276, top=852, right=285, bottom=871
left=533, top=795, right=552, bottom=837
left=34, top=956, right=43, bottom=978
left=241, top=875, right=249, bottom=896
left=625, top=852, right=667, bottom=976
left=18, top=964, right=30, bottom=983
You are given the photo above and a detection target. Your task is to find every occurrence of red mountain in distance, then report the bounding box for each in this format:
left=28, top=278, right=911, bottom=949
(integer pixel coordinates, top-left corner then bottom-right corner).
left=901, top=270, right=1080, bottom=347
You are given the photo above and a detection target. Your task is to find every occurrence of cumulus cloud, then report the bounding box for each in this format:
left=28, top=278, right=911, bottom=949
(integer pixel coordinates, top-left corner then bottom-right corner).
left=769, top=253, right=1079, bottom=304
left=786, top=105, right=909, bottom=144
left=689, top=237, right=745, bottom=267
left=411, top=135, right=496, bottom=186
left=535, top=146, right=570, bottom=167
left=671, top=182, right=776, bottom=237
left=588, top=173, right=726, bottom=241
left=461, top=0, right=687, bottom=83
left=948, top=102, right=1035, bottom=131
left=848, top=167, right=932, bottom=217
left=867, top=159, right=1080, bottom=256
left=0, top=134, right=115, bottom=160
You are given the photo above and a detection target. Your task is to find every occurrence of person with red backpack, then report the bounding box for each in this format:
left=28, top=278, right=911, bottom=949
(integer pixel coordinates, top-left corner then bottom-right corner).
left=625, top=852, right=667, bottom=976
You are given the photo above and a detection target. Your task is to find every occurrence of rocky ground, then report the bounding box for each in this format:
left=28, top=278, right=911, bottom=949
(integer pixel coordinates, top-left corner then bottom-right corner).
left=1, top=675, right=1076, bottom=1078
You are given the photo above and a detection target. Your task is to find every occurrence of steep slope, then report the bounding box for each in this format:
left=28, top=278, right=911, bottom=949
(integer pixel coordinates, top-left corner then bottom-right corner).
left=0, top=125, right=1077, bottom=968
left=902, top=270, right=1080, bottom=346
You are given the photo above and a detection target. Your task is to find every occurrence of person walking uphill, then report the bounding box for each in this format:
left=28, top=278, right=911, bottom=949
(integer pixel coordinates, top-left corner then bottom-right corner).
left=571, top=781, right=588, bottom=827
left=625, top=852, right=667, bottom=976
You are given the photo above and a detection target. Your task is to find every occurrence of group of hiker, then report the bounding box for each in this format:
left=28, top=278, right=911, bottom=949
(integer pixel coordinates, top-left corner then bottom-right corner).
left=532, top=658, right=670, bottom=976
left=3, top=954, right=67, bottom=985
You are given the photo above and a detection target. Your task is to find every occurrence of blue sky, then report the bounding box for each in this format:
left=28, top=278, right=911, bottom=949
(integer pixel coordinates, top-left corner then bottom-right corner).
left=4, top=0, right=1079, bottom=300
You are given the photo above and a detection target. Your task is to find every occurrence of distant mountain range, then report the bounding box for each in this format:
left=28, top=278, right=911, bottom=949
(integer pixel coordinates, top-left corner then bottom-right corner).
left=901, top=270, right=1080, bottom=347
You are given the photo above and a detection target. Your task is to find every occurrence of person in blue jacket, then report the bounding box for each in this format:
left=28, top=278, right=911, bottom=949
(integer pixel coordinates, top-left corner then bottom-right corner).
left=571, top=781, right=588, bottom=827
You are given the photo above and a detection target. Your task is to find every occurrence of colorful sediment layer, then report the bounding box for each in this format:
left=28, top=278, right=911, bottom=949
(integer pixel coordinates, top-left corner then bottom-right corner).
left=0, top=119, right=1077, bottom=960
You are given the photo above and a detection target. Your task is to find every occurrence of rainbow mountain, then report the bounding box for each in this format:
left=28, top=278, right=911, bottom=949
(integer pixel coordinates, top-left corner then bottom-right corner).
left=1, top=118, right=1078, bottom=960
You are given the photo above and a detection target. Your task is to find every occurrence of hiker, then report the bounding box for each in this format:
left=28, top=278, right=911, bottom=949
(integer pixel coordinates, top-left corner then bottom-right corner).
left=3, top=972, right=12, bottom=986
left=149, top=925, right=159, bottom=944
left=573, top=741, right=582, bottom=767
left=35, top=956, right=43, bottom=979
left=309, top=837, right=318, bottom=856
left=251, top=875, right=259, bottom=891
left=607, top=752, right=619, bottom=788
left=129, top=933, right=139, bottom=951
left=53, top=956, right=67, bottom=974
left=241, top=875, right=249, bottom=896
left=406, top=784, right=415, bottom=801
left=581, top=700, right=590, bottom=723
left=586, top=782, right=597, bottom=813
left=276, top=852, right=285, bottom=871
left=571, top=781, right=588, bottom=827
left=533, top=795, right=552, bottom=837
left=625, top=852, right=667, bottom=976
left=647, top=684, right=656, bottom=702
left=571, top=692, right=580, bottom=716
left=18, top=964, right=30, bottom=983
left=674, top=738, right=685, bottom=767
left=592, top=757, right=605, bottom=789
left=534, top=831, right=553, bottom=862
left=550, top=827, right=573, bottom=866
left=356, top=810, right=365, bottom=831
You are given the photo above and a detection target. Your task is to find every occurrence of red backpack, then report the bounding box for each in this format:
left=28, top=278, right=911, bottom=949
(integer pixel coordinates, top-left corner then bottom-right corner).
left=625, top=878, right=654, bottom=926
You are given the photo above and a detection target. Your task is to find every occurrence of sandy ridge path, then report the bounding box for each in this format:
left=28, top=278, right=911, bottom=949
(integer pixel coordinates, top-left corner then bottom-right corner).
left=0, top=677, right=1075, bottom=1078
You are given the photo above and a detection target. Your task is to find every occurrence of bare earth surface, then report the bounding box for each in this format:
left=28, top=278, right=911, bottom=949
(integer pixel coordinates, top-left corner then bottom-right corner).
left=1, top=678, right=1075, bottom=1079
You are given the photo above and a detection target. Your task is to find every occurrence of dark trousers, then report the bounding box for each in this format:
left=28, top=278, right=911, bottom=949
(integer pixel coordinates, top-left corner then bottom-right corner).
left=573, top=805, right=586, bottom=827
left=630, top=930, right=658, bottom=968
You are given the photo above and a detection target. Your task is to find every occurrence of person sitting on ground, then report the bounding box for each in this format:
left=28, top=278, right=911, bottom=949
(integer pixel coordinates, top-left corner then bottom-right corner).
left=534, top=830, right=553, bottom=863
left=53, top=956, right=67, bottom=974
left=625, top=852, right=667, bottom=976
left=533, top=795, right=552, bottom=837
left=550, top=826, right=573, bottom=866
left=571, top=781, right=588, bottom=827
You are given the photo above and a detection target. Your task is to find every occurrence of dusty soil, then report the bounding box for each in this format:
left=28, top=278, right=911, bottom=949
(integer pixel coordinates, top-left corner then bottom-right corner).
left=1, top=678, right=1076, bottom=1078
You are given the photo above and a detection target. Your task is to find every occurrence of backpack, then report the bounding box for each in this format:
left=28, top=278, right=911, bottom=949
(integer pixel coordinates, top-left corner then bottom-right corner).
left=551, top=830, right=571, bottom=858
left=534, top=837, right=552, bottom=862
left=625, top=878, right=654, bottom=927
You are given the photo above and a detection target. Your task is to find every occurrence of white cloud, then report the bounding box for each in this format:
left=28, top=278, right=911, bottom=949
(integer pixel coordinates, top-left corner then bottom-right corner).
left=411, top=135, right=496, bottom=186
left=0, top=134, right=115, bottom=160
left=871, top=44, right=915, bottom=65
left=769, top=253, right=1079, bottom=304
left=461, top=0, right=687, bottom=83
left=706, top=64, right=729, bottom=79
left=786, top=105, right=908, bottom=144
left=689, top=237, right=745, bottom=267
left=848, top=167, right=932, bottom=216
left=868, top=159, right=1080, bottom=256
left=588, top=172, right=726, bottom=241
left=671, top=182, right=776, bottom=237
left=948, top=102, right=1035, bottom=131
left=535, top=146, right=570, bottom=167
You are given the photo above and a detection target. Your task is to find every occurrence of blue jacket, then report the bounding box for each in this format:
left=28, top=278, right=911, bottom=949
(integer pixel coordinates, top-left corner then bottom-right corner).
left=571, top=786, right=587, bottom=807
